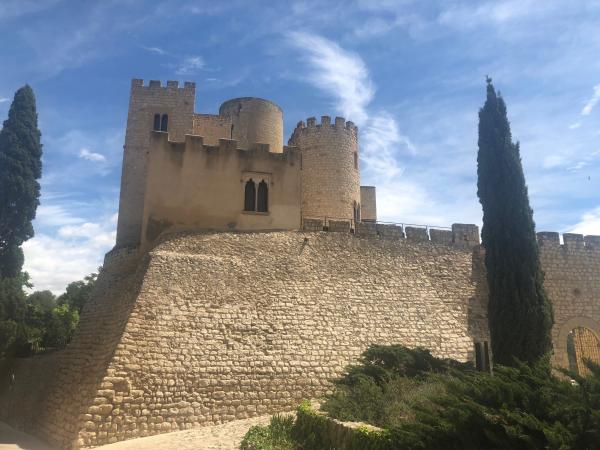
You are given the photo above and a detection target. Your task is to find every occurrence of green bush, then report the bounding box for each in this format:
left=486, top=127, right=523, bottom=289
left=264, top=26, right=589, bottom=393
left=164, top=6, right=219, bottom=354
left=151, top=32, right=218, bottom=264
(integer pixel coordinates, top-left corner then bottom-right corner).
left=240, top=414, right=295, bottom=450
left=318, top=345, right=600, bottom=450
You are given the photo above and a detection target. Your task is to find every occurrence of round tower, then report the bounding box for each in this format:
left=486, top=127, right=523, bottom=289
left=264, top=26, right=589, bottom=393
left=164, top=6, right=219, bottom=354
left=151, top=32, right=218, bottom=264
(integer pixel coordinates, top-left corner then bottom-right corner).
left=219, top=97, right=283, bottom=152
left=289, top=116, right=361, bottom=222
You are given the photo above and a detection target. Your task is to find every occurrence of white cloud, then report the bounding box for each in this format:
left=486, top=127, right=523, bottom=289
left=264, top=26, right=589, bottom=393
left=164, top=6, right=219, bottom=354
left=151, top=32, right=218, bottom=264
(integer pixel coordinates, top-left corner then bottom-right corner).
left=568, top=207, right=600, bottom=236
left=569, top=122, right=581, bottom=130
left=79, top=147, right=106, bottom=162
left=0, top=97, right=9, bottom=103
left=35, top=204, right=85, bottom=227
left=287, top=31, right=374, bottom=124
left=23, top=215, right=116, bottom=294
left=175, top=55, right=205, bottom=75
left=581, top=84, right=600, bottom=116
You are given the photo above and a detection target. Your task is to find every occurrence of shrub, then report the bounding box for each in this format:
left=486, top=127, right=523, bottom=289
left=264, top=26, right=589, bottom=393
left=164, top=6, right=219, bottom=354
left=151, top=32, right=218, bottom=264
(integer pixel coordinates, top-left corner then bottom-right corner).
left=240, top=414, right=295, bottom=450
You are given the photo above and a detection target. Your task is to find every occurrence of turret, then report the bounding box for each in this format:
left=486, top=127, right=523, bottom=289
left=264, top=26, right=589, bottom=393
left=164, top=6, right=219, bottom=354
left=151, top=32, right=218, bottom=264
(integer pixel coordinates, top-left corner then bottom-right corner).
left=219, top=97, right=284, bottom=153
left=289, top=116, right=361, bottom=222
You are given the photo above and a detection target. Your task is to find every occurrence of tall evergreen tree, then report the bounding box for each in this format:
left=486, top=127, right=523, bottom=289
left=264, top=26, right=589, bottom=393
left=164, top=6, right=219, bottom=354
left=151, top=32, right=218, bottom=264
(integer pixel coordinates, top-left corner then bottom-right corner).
left=477, top=78, right=553, bottom=365
left=0, top=85, right=42, bottom=277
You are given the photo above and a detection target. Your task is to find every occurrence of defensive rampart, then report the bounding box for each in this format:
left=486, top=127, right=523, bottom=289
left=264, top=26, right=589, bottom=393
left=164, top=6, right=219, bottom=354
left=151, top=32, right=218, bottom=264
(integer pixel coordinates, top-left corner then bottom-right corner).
left=4, top=226, right=599, bottom=449
left=1, top=227, right=488, bottom=448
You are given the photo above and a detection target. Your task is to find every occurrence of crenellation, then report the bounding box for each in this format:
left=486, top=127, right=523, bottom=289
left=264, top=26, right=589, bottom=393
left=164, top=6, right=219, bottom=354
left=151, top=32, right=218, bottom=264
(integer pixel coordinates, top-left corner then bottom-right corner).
left=306, top=117, right=316, bottom=127
left=537, top=231, right=560, bottom=246
left=584, top=235, right=600, bottom=248
left=148, top=80, right=162, bottom=88
left=430, top=228, right=453, bottom=244
left=166, top=80, right=179, bottom=88
left=563, top=233, right=585, bottom=250
left=335, top=116, right=345, bottom=127
left=405, top=226, right=429, bottom=241
left=321, top=115, right=331, bottom=126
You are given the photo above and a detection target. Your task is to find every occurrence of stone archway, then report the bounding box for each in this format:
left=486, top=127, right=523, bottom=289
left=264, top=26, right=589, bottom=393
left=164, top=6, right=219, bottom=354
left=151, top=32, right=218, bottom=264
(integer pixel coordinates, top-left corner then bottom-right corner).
left=555, top=316, right=600, bottom=375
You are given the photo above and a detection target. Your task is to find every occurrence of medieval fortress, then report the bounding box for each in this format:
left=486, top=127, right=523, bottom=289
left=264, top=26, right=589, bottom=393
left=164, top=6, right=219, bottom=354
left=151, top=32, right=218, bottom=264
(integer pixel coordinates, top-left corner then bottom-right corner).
left=2, top=79, right=600, bottom=449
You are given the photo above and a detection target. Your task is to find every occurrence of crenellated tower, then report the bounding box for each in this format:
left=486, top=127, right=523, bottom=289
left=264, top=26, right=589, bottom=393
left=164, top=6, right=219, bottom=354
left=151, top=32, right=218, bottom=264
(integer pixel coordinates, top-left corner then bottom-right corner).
left=116, top=79, right=196, bottom=247
left=289, top=116, right=361, bottom=222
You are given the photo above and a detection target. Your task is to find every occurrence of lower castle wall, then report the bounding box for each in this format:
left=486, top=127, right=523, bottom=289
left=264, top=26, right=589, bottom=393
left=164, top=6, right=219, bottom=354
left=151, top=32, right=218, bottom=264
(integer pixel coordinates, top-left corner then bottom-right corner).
left=74, top=230, right=488, bottom=447
left=4, top=228, right=600, bottom=449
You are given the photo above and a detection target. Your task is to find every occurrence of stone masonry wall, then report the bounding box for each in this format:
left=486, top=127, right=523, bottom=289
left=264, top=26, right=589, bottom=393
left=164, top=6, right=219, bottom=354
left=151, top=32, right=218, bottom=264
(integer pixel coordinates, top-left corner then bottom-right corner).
left=70, top=229, right=488, bottom=447
left=0, top=247, right=144, bottom=449
left=538, top=232, right=600, bottom=371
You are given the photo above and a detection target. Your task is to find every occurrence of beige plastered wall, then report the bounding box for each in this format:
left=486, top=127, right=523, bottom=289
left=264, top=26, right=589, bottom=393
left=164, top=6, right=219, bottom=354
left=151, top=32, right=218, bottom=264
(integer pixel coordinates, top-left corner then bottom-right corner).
left=140, top=132, right=301, bottom=248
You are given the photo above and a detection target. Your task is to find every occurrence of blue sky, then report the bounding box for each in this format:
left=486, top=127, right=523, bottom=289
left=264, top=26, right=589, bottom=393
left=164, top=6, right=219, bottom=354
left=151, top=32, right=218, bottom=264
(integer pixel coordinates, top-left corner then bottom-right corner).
left=1, top=0, right=599, bottom=293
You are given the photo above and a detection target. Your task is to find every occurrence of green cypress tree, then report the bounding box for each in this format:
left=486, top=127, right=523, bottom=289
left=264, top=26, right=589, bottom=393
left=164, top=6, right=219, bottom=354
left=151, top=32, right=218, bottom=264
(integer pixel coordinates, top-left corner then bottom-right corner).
left=0, top=85, right=42, bottom=278
left=477, top=78, right=553, bottom=365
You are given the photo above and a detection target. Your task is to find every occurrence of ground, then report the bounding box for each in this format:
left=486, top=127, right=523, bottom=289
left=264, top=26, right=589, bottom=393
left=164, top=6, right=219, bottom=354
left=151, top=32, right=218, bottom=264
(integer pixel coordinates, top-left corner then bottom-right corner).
left=0, top=414, right=277, bottom=450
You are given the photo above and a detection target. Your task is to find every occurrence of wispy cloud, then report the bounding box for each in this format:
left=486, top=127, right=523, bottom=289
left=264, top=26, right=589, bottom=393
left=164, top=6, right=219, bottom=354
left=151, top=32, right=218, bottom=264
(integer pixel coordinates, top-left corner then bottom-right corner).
left=79, top=147, right=106, bottom=162
left=581, top=84, right=600, bottom=116
left=141, top=45, right=168, bottom=55
left=0, top=97, right=9, bottom=103
left=287, top=31, right=373, bottom=124
left=569, top=122, right=581, bottom=130
left=175, top=55, right=205, bottom=75
left=0, top=0, right=61, bottom=21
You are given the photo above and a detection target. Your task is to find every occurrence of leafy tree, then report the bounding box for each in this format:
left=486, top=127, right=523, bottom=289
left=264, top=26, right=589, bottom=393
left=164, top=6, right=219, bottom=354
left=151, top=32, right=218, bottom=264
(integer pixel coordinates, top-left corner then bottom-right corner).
left=26, top=290, right=56, bottom=312
left=477, top=78, right=553, bottom=365
left=44, top=303, right=79, bottom=349
left=57, top=271, right=98, bottom=314
left=0, top=85, right=42, bottom=278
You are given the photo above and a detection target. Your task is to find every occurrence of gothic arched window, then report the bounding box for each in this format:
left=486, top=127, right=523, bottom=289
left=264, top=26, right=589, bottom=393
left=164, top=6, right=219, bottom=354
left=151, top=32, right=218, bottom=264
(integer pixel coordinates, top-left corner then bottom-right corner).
left=257, top=180, right=268, bottom=212
left=160, top=114, right=169, bottom=132
left=244, top=179, right=256, bottom=211
left=153, top=114, right=161, bottom=131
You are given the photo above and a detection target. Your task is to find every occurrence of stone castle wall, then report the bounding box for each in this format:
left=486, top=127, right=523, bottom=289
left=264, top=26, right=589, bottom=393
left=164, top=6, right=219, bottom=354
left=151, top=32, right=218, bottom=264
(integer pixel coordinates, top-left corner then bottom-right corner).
left=537, top=232, right=600, bottom=370
left=289, top=117, right=361, bottom=222
left=192, top=114, right=232, bottom=146
left=2, top=228, right=488, bottom=448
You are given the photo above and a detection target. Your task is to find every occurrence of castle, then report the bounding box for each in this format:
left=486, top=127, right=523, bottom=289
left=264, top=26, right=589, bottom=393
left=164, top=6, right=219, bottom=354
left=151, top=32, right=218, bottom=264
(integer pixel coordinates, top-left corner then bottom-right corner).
left=1, top=79, right=600, bottom=449
left=117, top=79, right=375, bottom=250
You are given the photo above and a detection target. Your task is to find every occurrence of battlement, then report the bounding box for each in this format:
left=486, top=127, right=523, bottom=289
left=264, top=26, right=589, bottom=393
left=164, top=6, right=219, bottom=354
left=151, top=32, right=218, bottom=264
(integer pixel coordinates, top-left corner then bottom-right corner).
left=151, top=131, right=299, bottom=160
left=537, top=231, right=600, bottom=251
left=302, top=219, right=480, bottom=248
left=130, top=78, right=196, bottom=91
left=292, top=116, right=357, bottom=133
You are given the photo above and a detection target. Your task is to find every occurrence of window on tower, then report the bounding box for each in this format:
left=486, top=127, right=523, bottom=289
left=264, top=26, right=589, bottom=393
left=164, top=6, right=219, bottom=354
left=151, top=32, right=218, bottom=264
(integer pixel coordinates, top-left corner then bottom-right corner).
left=153, top=114, right=161, bottom=131
left=160, top=114, right=169, bottom=132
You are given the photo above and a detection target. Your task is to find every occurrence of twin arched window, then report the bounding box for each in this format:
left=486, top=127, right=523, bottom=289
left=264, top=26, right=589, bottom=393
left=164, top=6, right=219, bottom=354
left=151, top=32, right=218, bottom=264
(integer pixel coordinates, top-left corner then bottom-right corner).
left=244, top=179, right=268, bottom=212
left=153, top=114, right=168, bottom=132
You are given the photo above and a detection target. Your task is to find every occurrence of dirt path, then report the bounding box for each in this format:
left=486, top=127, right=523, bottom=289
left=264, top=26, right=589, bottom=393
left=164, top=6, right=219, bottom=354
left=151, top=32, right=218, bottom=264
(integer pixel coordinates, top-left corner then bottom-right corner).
left=96, top=414, right=279, bottom=450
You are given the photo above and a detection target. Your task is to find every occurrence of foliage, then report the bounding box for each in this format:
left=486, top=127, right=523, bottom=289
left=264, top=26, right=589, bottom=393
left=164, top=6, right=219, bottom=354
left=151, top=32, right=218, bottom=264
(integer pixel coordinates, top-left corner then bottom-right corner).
left=57, top=271, right=98, bottom=314
left=310, top=345, right=600, bottom=450
left=476, top=78, right=553, bottom=365
left=240, top=414, right=296, bottom=450
left=0, top=272, right=95, bottom=358
left=0, top=85, right=42, bottom=278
